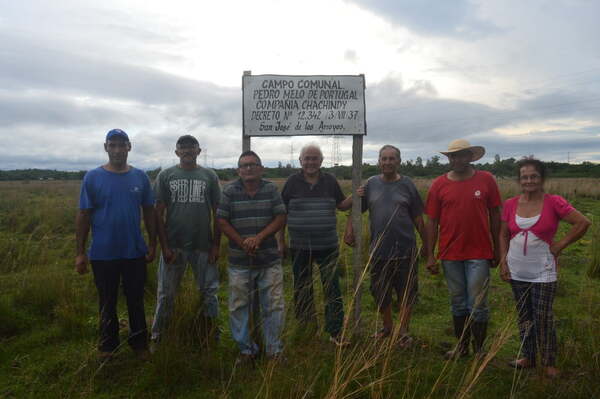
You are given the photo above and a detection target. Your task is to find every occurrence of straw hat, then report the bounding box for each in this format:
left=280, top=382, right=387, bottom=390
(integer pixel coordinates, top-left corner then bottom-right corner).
left=440, top=139, right=485, bottom=162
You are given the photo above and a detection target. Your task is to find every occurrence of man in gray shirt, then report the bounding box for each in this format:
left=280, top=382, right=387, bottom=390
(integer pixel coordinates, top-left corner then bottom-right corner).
left=151, top=135, right=221, bottom=348
left=345, top=145, right=426, bottom=344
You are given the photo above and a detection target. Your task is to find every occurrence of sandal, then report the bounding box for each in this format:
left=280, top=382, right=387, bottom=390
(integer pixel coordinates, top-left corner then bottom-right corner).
left=398, top=334, right=414, bottom=349
left=371, top=328, right=391, bottom=339
left=508, top=358, right=534, bottom=369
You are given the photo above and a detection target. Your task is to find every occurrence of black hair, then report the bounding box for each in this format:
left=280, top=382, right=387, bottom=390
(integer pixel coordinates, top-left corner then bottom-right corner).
left=516, top=157, right=547, bottom=181
left=176, top=135, right=199, bottom=146
left=238, top=150, right=262, bottom=167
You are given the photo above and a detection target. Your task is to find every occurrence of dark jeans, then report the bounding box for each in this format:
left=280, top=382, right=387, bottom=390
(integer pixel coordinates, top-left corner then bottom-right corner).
left=91, top=257, right=148, bottom=352
left=291, top=247, right=344, bottom=337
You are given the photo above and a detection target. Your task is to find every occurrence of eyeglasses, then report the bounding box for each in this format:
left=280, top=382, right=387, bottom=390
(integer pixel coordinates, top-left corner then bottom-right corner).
left=239, top=163, right=261, bottom=169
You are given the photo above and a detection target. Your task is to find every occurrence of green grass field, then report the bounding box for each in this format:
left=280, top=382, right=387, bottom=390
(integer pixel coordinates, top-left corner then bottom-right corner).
left=1, top=179, right=599, bottom=398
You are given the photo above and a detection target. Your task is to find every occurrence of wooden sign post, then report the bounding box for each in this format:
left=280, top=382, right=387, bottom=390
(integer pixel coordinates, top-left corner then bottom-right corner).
left=242, top=71, right=367, bottom=329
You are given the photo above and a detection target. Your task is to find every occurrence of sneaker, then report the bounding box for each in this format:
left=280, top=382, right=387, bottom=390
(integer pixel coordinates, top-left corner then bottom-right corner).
left=397, top=334, right=414, bottom=349
left=508, top=358, right=534, bottom=369
left=329, top=334, right=351, bottom=347
left=370, top=328, right=391, bottom=340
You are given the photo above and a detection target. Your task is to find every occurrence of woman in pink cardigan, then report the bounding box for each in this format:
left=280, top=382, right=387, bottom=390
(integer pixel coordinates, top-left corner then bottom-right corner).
left=499, top=158, right=590, bottom=378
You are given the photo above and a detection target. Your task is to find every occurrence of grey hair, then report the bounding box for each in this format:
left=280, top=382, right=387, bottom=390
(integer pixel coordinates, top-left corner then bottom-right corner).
left=299, top=143, right=324, bottom=160
left=378, top=144, right=401, bottom=160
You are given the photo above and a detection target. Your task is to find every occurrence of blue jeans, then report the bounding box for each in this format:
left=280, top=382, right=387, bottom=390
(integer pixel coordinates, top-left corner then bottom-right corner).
left=442, top=259, right=490, bottom=323
left=151, top=250, right=219, bottom=340
left=228, top=263, right=285, bottom=356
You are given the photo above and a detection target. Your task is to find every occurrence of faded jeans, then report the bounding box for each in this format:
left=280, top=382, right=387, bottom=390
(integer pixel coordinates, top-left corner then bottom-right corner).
left=228, top=263, right=285, bottom=356
left=442, top=259, right=490, bottom=323
left=151, top=250, right=219, bottom=340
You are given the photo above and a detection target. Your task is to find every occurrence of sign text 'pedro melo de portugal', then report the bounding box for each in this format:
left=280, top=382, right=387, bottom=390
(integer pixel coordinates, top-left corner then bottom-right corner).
left=243, top=75, right=366, bottom=137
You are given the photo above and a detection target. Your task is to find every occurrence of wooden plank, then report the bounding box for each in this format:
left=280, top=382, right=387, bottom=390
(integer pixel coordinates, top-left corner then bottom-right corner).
left=351, top=134, right=363, bottom=328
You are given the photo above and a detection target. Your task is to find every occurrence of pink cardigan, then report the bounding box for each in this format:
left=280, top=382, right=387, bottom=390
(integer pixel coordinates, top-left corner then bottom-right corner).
left=502, top=194, right=574, bottom=255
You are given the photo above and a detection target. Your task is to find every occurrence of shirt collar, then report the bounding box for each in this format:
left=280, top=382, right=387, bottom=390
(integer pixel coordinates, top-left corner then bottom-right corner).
left=297, top=170, right=324, bottom=184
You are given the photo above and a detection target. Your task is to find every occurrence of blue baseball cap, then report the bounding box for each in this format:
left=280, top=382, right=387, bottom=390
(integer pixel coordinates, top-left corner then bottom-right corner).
left=106, top=129, right=129, bottom=142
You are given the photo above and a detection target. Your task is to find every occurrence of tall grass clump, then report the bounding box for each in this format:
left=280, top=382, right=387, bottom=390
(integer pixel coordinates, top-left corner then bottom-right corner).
left=0, top=296, right=33, bottom=338
left=12, top=276, right=60, bottom=317
left=587, top=216, right=600, bottom=278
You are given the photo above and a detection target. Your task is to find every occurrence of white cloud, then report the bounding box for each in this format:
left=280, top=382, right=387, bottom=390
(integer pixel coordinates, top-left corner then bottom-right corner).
left=1, top=0, right=600, bottom=170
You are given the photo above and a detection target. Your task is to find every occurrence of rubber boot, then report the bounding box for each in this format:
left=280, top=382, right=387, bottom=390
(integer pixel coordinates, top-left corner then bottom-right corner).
left=445, top=315, right=470, bottom=359
left=471, top=321, right=488, bottom=356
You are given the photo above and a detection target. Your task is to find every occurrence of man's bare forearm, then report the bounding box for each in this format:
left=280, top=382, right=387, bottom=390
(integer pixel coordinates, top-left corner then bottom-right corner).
left=276, top=225, right=286, bottom=247
left=76, top=209, right=91, bottom=256
left=414, top=215, right=427, bottom=255
left=217, top=218, right=245, bottom=248
left=155, top=203, right=169, bottom=250
left=489, top=206, right=501, bottom=252
left=143, top=205, right=157, bottom=247
left=257, top=214, right=286, bottom=242
left=337, top=195, right=353, bottom=211
left=425, top=217, right=439, bottom=259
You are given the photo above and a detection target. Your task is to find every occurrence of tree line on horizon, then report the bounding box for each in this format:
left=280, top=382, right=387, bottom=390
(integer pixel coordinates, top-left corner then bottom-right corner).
left=2, top=155, right=600, bottom=181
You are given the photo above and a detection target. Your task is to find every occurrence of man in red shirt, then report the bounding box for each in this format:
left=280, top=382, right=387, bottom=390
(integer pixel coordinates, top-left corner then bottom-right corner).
left=425, top=139, right=501, bottom=359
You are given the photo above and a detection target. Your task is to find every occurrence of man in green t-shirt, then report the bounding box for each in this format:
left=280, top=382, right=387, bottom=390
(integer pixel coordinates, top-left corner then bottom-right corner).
left=151, top=135, right=221, bottom=347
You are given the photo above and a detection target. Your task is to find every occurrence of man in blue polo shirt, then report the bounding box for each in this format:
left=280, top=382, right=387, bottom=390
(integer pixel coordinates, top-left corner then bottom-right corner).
left=75, top=129, right=156, bottom=360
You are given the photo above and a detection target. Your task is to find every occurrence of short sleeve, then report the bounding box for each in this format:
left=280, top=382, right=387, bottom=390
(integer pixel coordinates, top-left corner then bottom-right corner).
left=408, top=180, right=424, bottom=219
left=425, top=179, right=441, bottom=219
left=79, top=172, right=94, bottom=210
left=140, top=171, right=154, bottom=206
left=271, top=185, right=286, bottom=215
left=551, top=195, right=575, bottom=219
left=486, top=173, right=502, bottom=208
left=332, top=177, right=345, bottom=205
left=216, top=186, right=231, bottom=220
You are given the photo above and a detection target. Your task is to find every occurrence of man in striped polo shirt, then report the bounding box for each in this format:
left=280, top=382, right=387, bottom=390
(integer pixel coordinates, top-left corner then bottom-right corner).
left=279, top=144, right=352, bottom=346
left=217, top=150, right=286, bottom=362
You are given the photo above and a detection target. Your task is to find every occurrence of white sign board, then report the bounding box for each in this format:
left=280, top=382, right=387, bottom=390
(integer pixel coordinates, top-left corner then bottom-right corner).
left=243, top=74, right=366, bottom=136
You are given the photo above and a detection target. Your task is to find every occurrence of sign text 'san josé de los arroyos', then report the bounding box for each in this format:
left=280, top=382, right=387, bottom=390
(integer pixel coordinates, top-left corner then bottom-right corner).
left=243, top=74, right=366, bottom=136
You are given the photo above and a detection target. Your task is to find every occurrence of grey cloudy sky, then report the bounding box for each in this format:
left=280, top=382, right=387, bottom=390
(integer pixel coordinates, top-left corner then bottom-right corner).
left=1, top=0, right=599, bottom=170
